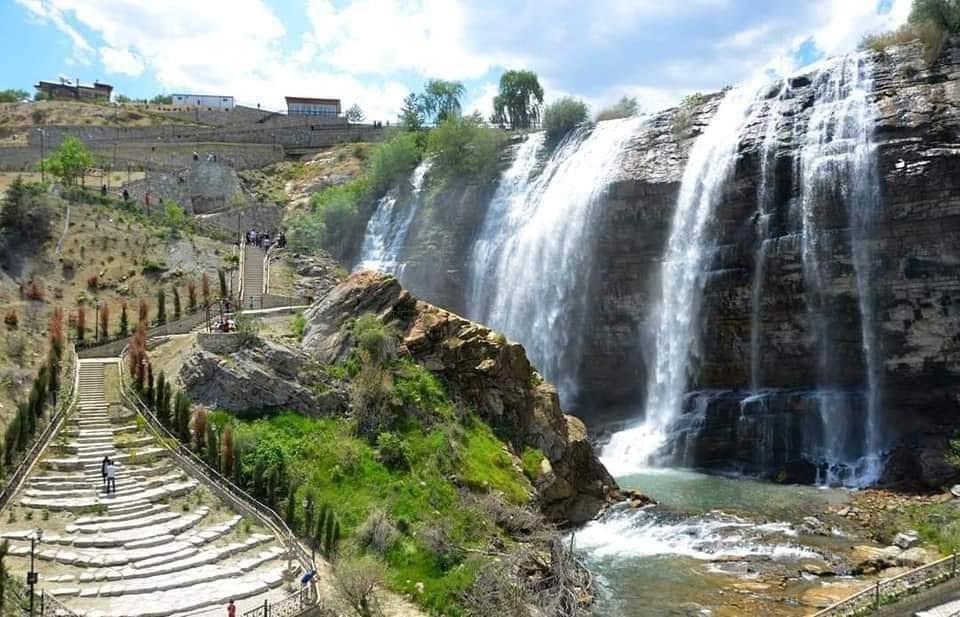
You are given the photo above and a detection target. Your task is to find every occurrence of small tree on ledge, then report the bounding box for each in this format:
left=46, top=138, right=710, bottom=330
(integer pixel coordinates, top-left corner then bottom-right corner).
left=42, top=136, right=94, bottom=187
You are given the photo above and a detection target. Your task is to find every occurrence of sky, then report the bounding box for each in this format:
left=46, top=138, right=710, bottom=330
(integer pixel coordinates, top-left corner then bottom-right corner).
left=3, top=0, right=912, bottom=122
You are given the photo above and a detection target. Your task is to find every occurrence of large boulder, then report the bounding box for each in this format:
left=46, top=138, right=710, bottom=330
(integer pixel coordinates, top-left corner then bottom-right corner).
left=180, top=333, right=344, bottom=415
left=302, top=271, right=620, bottom=523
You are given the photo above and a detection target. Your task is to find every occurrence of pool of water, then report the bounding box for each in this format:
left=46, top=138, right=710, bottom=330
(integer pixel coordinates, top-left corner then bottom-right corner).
left=575, top=469, right=854, bottom=616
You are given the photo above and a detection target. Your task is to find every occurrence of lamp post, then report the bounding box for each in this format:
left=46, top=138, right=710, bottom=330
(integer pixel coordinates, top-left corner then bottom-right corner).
left=28, top=528, right=42, bottom=616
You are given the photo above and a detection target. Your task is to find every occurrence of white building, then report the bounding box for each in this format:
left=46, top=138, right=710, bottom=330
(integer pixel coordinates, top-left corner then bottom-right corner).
left=171, top=94, right=235, bottom=110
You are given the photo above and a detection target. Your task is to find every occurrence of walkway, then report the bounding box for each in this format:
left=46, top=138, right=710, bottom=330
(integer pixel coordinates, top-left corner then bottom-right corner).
left=241, top=243, right=265, bottom=309
left=0, top=359, right=296, bottom=617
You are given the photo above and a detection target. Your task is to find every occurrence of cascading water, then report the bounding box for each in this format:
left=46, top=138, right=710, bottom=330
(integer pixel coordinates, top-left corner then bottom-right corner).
left=602, top=85, right=763, bottom=475
left=354, top=159, right=431, bottom=276
left=797, top=53, right=884, bottom=486
left=467, top=118, right=644, bottom=403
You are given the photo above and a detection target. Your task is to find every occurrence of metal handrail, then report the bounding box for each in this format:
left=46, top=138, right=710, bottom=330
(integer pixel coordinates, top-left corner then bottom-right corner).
left=0, top=345, right=77, bottom=511
left=40, top=590, right=81, bottom=617
left=813, top=552, right=960, bottom=616
left=113, top=359, right=320, bottom=611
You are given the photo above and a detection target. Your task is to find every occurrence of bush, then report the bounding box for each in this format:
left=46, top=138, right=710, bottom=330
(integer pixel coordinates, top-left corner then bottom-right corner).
left=350, top=359, right=395, bottom=440
left=596, top=96, right=640, bottom=121
left=235, top=312, right=261, bottom=346
left=672, top=92, right=706, bottom=140
left=350, top=313, right=396, bottom=364
left=367, top=131, right=421, bottom=194
left=427, top=116, right=503, bottom=182
left=291, top=311, right=307, bottom=340
left=141, top=258, right=168, bottom=274
left=356, top=509, right=399, bottom=555
left=0, top=177, right=55, bottom=244
left=86, top=274, right=99, bottom=290
left=334, top=553, right=386, bottom=617
left=289, top=178, right=369, bottom=257
left=542, top=97, right=589, bottom=144
left=375, top=432, right=410, bottom=470
left=3, top=309, right=18, bottom=330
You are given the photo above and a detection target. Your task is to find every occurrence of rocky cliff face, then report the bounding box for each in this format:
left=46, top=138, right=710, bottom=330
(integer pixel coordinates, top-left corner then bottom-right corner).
left=588, top=40, right=960, bottom=484
left=302, top=271, right=619, bottom=522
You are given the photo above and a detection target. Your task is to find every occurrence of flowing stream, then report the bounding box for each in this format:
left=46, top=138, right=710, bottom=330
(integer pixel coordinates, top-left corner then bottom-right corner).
left=467, top=118, right=644, bottom=403
left=354, top=159, right=431, bottom=275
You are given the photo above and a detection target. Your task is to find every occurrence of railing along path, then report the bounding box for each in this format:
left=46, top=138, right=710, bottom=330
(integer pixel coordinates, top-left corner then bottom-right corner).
left=814, top=552, right=960, bottom=616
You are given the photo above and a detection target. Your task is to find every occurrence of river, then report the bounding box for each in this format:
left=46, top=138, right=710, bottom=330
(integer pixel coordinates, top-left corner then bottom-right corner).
left=576, top=469, right=861, bottom=616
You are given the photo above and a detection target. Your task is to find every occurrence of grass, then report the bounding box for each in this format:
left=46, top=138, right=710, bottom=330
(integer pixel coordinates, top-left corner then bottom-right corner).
left=860, top=19, right=949, bottom=67
left=903, top=502, right=960, bottom=555
left=520, top=446, right=546, bottom=479
left=224, top=359, right=534, bottom=615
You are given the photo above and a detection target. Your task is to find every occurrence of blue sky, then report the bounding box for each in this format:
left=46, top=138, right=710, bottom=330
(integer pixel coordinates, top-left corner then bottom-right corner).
left=4, top=0, right=910, bottom=121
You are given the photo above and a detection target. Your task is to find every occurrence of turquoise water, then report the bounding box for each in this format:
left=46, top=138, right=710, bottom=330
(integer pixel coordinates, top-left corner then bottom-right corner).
left=575, top=469, right=851, bottom=616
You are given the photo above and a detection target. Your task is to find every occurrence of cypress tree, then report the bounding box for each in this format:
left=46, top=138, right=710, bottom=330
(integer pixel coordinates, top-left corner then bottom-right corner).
left=145, top=363, right=155, bottom=409
left=118, top=301, right=129, bottom=336
left=324, top=511, right=338, bottom=557
left=206, top=427, right=219, bottom=471
left=304, top=492, right=316, bottom=537
left=218, top=270, right=228, bottom=299
left=222, top=425, right=235, bottom=478
left=313, top=511, right=324, bottom=557
left=47, top=354, right=59, bottom=406
left=252, top=459, right=266, bottom=500
left=17, top=402, right=31, bottom=451
left=160, top=383, right=172, bottom=429
left=177, top=393, right=191, bottom=443
left=155, top=372, right=166, bottom=420
left=3, top=415, right=18, bottom=464
left=156, top=289, right=166, bottom=325
left=0, top=538, right=7, bottom=611
left=172, top=286, right=182, bottom=321
left=231, top=440, right=243, bottom=487
left=284, top=481, right=298, bottom=529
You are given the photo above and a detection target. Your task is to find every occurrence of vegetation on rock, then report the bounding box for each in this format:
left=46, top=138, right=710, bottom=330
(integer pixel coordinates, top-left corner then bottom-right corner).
left=596, top=96, right=640, bottom=121
left=542, top=97, right=589, bottom=144
left=861, top=0, right=959, bottom=65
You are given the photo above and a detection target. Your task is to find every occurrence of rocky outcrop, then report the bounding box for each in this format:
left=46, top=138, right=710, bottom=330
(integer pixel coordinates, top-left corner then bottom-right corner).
left=179, top=333, right=344, bottom=415
left=303, top=271, right=619, bottom=523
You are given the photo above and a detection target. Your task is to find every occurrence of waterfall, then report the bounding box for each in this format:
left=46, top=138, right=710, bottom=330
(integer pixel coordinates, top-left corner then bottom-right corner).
left=467, top=118, right=644, bottom=403
left=749, top=81, right=786, bottom=393
left=797, top=53, right=884, bottom=486
left=603, top=85, right=763, bottom=475
left=354, top=159, right=431, bottom=276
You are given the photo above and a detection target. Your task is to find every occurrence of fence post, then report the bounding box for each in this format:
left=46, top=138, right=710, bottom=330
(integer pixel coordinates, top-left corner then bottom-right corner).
left=263, top=598, right=269, bottom=617
left=874, top=581, right=880, bottom=608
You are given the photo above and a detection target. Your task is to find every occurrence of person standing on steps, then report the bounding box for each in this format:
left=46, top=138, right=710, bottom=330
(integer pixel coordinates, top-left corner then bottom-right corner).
left=227, top=599, right=236, bottom=617
left=106, top=459, right=117, bottom=495
left=101, top=456, right=109, bottom=490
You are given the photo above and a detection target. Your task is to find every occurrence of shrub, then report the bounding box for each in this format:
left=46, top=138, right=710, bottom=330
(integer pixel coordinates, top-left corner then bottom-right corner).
left=672, top=92, right=706, bottom=140
left=356, top=509, right=399, bottom=555
left=334, top=553, right=385, bottom=617
left=291, top=311, right=307, bottom=340
left=235, top=312, right=261, bottom=346
left=3, top=309, right=18, bottom=330
left=367, top=131, right=421, bottom=193
left=24, top=280, right=45, bottom=302
left=350, top=313, right=396, bottom=364
left=596, top=96, right=640, bottom=121
left=0, top=177, right=54, bottom=243
left=86, top=274, right=99, bottom=290
left=349, top=358, right=395, bottom=440
left=141, top=258, right=168, bottom=274
left=427, top=115, right=502, bottom=181
left=542, top=97, right=589, bottom=144
left=375, top=432, right=410, bottom=470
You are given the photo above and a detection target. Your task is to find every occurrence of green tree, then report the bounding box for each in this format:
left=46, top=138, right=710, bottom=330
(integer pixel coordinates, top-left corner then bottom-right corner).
left=596, top=96, right=640, bottom=121
left=345, top=104, right=366, bottom=123
left=118, top=302, right=129, bottom=336
left=397, top=93, right=424, bottom=131
left=0, top=89, right=29, bottom=103
left=115, top=94, right=133, bottom=103
left=42, top=136, right=94, bottom=187
left=218, top=270, right=228, bottom=299
left=156, top=288, right=166, bottom=325
left=427, top=115, right=502, bottom=181
left=0, top=176, right=54, bottom=243
left=150, top=94, right=173, bottom=105
left=542, top=97, right=589, bottom=144
left=492, top=70, right=544, bottom=129
left=909, top=0, right=960, bottom=31
left=172, top=286, right=181, bottom=321
left=0, top=539, right=8, bottom=611
left=419, top=79, right=465, bottom=124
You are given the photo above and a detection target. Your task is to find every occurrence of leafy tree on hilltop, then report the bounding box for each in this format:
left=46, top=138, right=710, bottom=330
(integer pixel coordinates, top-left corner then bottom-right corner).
left=419, top=79, right=465, bottom=124
left=0, top=176, right=54, bottom=242
left=910, top=0, right=960, bottom=31
left=492, top=70, right=544, bottom=129
left=0, top=89, right=29, bottom=103
left=42, top=136, right=94, bottom=187
left=346, top=104, right=366, bottom=123
left=398, top=93, right=424, bottom=131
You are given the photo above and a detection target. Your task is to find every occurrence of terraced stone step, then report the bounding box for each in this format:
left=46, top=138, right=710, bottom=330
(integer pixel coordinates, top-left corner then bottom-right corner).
left=20, top=478, right=197, bottom=510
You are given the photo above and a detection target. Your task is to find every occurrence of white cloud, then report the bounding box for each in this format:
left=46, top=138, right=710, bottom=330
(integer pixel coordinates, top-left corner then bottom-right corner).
left=807, top=0, right=911, bottom=57
left=99, top=47, right=143, bottom=76
left=302, top=0, right=504, bottom=79
left=718, top=23, right=774, bottom=49
left=15, top=0, right=95, bottom=64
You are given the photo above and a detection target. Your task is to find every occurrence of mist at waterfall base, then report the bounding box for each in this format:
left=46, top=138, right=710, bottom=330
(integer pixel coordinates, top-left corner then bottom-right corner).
left=603, top=53, right=887, bottom=489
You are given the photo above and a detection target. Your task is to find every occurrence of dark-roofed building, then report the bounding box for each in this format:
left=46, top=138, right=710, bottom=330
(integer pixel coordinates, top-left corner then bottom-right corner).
left=35, top=79, right=113, bottom=102
left=285, top=96, right=341, bottom=117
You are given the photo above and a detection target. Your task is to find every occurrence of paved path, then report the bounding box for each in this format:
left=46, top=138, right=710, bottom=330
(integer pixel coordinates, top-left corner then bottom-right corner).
left=0, top=359, right=297, bottom=617
left=241, top=244, right=266, bottom=309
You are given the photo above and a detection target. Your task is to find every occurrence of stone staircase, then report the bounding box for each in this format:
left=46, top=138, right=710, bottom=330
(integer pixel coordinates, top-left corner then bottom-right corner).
left=0, top=359, right=297, bottom=617
left=241, top=244, right=266, bottom=310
